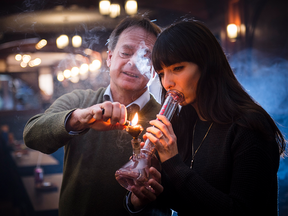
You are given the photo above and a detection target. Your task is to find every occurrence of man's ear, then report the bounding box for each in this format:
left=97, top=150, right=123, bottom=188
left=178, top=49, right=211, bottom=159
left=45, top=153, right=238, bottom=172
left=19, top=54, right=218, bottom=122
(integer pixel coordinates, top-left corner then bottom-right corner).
left=106, top=50, right=112, bottom=67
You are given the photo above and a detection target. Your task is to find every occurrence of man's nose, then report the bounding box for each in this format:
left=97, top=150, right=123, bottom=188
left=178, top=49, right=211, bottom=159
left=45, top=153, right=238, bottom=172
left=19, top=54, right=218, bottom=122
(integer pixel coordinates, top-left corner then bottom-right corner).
left=127, top=54, right=136, bottom=67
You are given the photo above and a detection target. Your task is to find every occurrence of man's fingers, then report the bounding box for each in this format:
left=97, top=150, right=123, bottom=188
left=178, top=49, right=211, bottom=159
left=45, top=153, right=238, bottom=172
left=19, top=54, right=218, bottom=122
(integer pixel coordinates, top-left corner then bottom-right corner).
left=110, top=103, right=121, bottom=124
left=120, top=104, right=127, bottom=125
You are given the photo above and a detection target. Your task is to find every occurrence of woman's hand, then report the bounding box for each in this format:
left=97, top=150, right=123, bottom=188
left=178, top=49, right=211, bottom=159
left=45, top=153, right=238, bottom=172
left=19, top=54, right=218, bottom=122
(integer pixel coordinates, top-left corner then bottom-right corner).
left=130, top=167, right=163, bottom=211
left=66, top=101, right=127, bottom=132
left=145, top=114, right=178, bottom=163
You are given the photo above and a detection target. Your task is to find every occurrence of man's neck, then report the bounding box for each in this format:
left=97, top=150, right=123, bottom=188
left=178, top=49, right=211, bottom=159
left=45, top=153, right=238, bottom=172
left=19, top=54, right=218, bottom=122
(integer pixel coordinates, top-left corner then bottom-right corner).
left=110, top=86, right=147, bottom=106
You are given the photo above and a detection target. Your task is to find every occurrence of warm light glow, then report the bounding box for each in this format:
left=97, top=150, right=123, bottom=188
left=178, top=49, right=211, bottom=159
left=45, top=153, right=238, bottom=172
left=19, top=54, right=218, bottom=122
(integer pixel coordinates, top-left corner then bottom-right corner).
left=125, top=0, right=137, bottom=15
left=22, top=54, right=31, bottom=63
left=240, top=24, right=246, bottom=36
left=80, top=63, right=89, bottom=74
left=131, top=113, right=138, bottom=126
left=72, top=35, right=82, bottom=48
left=89, top=59, right=101, bottom=72
left=57, top=72, right=64, bottom=81
left=56, top=34, right=69, bottom=49
left=84, top=48, right=93, bottom=55
left=15, top=54, right=22, bottom=61
left=39, top=73, right=53, bottom=96
left=227, top=24, right=238, bottom=39
left=99, top=0, right=111, bottom=15
left=29, top=58, right=41, bottom=67
left=109, top=4, right=120, bottom=18
left=63, top=69, right=71, bottom=78
left=70, top=76, right=80, bottom=83
left=34, top=58, right=41, bottom=66
left=35, top=39, right=47, bottom=50
left=71, top=66, right=79, bottom=76
left=20, top=62, right=27, bottom=68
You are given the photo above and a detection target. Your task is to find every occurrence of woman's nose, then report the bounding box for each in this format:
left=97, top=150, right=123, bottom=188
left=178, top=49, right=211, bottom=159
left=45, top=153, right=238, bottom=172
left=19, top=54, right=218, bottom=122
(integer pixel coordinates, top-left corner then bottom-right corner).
left=162, top=73, right=175, bottom=90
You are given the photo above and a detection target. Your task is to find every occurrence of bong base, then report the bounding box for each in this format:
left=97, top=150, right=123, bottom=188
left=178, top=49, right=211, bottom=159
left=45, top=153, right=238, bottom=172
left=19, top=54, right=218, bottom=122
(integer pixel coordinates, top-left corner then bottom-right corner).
left=115, top=154, right=160, bottom=192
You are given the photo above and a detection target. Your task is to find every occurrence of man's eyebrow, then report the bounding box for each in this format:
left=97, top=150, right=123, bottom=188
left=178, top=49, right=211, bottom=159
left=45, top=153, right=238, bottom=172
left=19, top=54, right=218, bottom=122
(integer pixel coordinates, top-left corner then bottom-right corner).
left=120, top=44, right=134, bottom=49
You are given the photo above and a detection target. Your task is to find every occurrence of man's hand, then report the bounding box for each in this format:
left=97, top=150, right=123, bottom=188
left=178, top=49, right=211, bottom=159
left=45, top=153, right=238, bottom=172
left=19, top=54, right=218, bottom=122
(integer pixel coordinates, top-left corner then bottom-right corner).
left=66, top=101, right=127, bottom=132
left=130, top=167, right=163, bottom=211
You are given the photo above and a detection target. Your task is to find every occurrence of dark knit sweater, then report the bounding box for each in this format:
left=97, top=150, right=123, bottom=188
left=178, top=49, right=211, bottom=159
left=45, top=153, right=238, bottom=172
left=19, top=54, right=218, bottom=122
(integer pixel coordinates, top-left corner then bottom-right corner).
left=158, top=118, right=280, bottom=216
left=23, top=87, right=161, bottom=216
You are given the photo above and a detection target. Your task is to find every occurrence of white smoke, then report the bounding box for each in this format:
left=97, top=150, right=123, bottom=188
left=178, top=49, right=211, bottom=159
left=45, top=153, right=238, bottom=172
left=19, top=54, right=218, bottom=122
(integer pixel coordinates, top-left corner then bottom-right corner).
left=131, top=41, right=153, bottom=82
left=131, top=41, right=161, bottom=101
left=229, top=49, right=288, bottom=181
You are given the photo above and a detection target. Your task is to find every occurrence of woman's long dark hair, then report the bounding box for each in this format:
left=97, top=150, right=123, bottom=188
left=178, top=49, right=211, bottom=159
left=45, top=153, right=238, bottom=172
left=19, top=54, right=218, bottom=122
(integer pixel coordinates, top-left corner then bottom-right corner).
left=152, top=19, right=286, bottom=160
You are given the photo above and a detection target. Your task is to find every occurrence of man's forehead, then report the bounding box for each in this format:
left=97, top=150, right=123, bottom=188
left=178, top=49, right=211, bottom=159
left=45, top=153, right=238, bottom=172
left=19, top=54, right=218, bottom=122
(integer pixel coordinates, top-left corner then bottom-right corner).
left=120, top=43, right=150, bottom=52
left=117, top=27, right=156, bottom=49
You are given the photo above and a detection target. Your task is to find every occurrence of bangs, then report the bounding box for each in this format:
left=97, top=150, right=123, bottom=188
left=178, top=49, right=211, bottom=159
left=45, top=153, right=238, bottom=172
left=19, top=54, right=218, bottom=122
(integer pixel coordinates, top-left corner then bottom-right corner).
left=152, top=29, right=190, bottom=72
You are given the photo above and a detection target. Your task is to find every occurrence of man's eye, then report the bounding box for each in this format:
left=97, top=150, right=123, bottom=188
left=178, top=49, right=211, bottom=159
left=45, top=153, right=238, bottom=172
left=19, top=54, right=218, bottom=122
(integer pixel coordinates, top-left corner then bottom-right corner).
left=119, top=52, right=132, bottom=58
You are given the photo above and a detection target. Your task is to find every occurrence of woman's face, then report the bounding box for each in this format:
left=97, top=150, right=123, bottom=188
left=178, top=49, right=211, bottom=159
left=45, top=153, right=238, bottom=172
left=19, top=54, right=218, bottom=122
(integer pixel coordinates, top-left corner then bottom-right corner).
left=157, top=62, right=201, bottom=106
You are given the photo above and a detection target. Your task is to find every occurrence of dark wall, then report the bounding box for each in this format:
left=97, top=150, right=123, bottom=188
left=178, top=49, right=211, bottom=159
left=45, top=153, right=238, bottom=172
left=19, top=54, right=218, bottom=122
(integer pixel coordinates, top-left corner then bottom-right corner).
left=252, top=0, right=288, bottom=59
left=0, top=109, right=41, bottom=140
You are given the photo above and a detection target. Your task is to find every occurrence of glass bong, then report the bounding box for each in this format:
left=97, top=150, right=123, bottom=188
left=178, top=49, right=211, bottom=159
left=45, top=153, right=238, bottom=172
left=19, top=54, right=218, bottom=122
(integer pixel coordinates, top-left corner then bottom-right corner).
left=115, top=89, right=185, bottom=192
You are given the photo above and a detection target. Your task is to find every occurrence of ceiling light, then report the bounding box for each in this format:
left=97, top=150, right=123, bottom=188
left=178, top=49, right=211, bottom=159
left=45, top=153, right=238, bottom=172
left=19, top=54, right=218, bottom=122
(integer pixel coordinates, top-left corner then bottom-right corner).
left=72, top=35, right=82, bottom=48
left=227, top=24, right=238, bottom=39
left=70, top=76, right=80, bottom=83
left=35, top=39, right=47, bottom=50
left=63, top=69, right=71, bottom=78
left=22, top=54, right=31, bottom=63
left=125, top=0, right=137, bottom=15
left=15, top=54, right=22, bottom=61
left=90, top=60, right=101, bottom=71
left=57, top=71, right=65, bottom=82
left=29, top=58, right=42, bottom=67
left=39, top=73, right=53, bottom=96
left=99, top=0, right=111, bottom=15
left=80, top=63, right=89, bottom=74
left=110, top=4, right=120, bottom=18
left=71, top=66, right=80, bottom=76
left=20, top=62, right=27, bottom=68
left=56, top=35, right=69, bottom=49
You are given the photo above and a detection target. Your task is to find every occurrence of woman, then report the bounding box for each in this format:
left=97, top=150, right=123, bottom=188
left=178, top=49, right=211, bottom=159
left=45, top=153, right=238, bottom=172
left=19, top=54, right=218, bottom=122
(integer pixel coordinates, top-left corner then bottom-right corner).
left=129, top=20, right=286, bottom=215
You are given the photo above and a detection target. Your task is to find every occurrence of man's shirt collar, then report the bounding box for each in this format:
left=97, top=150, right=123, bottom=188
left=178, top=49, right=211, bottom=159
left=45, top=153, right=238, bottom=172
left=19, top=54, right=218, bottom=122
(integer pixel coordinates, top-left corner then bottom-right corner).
left=104, top=85, right=149, bottom=110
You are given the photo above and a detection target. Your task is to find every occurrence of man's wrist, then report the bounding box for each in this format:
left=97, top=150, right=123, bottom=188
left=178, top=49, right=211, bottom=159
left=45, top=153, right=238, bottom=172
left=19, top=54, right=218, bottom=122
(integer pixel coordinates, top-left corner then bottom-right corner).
left=65, top=110, right=89, bottom=135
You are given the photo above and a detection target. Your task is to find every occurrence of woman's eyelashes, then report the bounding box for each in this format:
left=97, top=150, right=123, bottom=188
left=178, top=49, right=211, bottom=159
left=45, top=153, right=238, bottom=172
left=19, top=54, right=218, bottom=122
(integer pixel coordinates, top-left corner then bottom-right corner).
left=173, top=65, right=184, bottom=72
left=157, top=71, right=164, bottom=78
left=157, top=65, right=185, bottom=78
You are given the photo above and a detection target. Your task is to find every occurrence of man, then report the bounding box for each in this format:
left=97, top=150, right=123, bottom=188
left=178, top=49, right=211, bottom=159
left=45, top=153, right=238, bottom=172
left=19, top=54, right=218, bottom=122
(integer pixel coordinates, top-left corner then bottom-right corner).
left=23, top=16, right=168, bottom=215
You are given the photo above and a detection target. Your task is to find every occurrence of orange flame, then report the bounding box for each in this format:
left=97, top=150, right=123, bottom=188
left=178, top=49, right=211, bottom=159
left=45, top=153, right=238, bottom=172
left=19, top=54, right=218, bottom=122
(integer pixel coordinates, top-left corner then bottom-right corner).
left=131, top=113, right=138, bottom=126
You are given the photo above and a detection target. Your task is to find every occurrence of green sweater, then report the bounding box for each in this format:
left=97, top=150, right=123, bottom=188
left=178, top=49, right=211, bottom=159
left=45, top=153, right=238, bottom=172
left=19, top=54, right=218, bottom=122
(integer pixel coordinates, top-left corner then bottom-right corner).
left=23, top=87, right=161, bottom=216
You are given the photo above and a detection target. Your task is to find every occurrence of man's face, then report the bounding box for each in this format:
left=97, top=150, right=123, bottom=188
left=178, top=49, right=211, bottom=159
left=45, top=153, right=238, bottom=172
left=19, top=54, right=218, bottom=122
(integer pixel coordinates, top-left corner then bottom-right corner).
left=107, top=27, right=157, bottom=94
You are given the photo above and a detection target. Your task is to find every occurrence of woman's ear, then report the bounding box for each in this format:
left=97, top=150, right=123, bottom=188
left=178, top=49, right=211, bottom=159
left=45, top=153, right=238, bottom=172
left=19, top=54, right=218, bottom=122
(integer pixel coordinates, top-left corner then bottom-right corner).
left=106, top=50, right=112, bottom=67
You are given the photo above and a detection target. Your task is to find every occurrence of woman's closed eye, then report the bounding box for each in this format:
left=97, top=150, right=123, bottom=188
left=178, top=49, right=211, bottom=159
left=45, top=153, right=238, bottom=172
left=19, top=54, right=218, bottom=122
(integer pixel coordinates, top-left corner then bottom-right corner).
left=173, top=66, right=184, bottom=72
left=157, top=71, right=164, bottom=78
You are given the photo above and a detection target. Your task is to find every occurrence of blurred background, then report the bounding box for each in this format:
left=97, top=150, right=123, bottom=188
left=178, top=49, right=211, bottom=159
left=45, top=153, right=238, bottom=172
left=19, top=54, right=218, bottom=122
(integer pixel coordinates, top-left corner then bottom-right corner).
left=0, top=0, right=287, bottom=215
